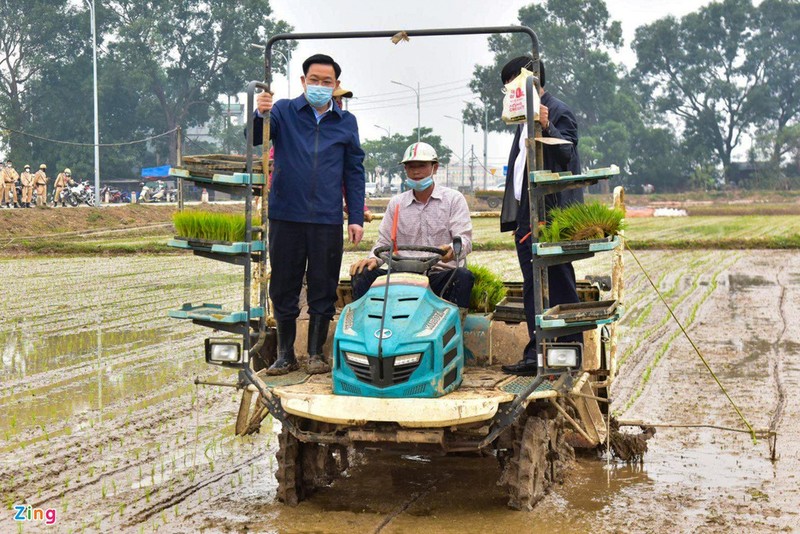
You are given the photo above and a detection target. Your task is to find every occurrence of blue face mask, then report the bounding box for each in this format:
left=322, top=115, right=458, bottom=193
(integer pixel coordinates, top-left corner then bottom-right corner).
left=405, top=175, right=434, bottom=192
left=305, top=84, right=334, bottom=107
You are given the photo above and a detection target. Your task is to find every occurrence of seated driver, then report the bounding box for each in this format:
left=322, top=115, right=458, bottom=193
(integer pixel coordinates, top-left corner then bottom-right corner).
left=349, top=142, right=474, bottom=315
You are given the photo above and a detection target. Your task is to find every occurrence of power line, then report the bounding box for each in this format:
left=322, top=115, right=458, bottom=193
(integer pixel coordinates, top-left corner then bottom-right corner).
left=0, top=125, right=179, bottom=147
left=349, top=84, right=472, bottom=108
left=350, top=91, right=474, bottom=112
left=352, top=78, right=470, bottom=101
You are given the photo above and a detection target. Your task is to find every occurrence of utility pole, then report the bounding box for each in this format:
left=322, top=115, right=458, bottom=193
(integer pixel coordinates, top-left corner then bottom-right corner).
left=391, top=80, right=420, bottom=143
left=464, top=98, right=490, bottom=190
left=482, top=104, right=488, bottom=190
left=177, top=126, right=184, bottom=211
left=469, top=145, right=475, bottom=192
left=85, top=0, right=100, bottom=206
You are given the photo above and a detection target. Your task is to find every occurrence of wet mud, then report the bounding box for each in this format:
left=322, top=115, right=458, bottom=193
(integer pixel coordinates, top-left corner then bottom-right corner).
left=1, top=251, right=799, bottom=533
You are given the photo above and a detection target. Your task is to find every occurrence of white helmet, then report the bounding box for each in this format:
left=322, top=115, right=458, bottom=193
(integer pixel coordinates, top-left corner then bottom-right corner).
left=64, top=168, right=71, bottom=175
left=401, top=142, right=438, bottom=164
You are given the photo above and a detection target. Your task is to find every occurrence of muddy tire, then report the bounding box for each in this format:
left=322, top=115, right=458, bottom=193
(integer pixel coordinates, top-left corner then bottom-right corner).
left=486, top=197, right=500, bottom=209
left=503, top=416, right=549, bottom=510
left=275, top=425, right=303, bottom=505
left=500, top=410, right=573, bottom=511
left=275, top=421, right=349, bottom=506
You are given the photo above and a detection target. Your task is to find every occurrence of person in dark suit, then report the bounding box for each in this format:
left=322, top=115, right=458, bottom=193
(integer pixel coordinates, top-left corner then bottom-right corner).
left=498, top=56, right=584, bottom=376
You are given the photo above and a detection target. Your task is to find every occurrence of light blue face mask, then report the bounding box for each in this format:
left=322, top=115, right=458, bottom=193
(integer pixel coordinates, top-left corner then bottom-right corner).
left=305, top=84, right=334, bottom=107
left=405, top=175, right=434, bottom=192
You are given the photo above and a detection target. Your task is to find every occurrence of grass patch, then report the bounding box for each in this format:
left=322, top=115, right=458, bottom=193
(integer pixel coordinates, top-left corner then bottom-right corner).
left=628, top=235, right=800, bottom=250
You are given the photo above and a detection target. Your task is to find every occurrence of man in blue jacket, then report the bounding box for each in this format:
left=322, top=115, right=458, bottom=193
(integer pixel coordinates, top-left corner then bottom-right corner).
left=498, top=56, right=584, bottom=376
left=252, top=53, right=366, bottom=376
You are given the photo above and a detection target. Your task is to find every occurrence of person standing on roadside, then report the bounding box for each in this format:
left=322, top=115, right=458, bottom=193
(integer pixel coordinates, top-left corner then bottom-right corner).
left=34, top=164, right=48, bottom=207
left=497, top=57, right=585, bottom=376
left=251, top=54, right=366, bottom=376
left=20, top=165, right=35, bottom=208
left=53, top=168, right=73, bottom=207
left=2, top=160, right=20, bottom=208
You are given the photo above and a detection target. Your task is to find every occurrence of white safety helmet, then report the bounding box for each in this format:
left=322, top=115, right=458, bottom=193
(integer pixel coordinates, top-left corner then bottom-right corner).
left=64, top=168, right=71, bottom=175
left=401, top=142, right=438, bottom=164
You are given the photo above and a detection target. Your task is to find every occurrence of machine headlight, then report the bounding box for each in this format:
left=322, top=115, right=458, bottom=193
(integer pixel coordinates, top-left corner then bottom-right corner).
left=344, top=351, right=370, bottom=366
left=394, top=353, right=422, bottom=366
left=545, top=343, right=582, bottom=368
left=205, top=338, right=242, bottom=366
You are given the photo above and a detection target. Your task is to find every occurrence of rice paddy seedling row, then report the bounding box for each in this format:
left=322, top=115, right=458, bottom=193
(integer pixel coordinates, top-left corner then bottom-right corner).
left=2, top=250, right=798, bottom=532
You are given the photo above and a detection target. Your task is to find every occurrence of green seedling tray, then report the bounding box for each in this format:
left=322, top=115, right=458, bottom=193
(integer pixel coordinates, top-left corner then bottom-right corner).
left=531, top=164, right=620, bottom=185
left=169, top=302, right=264, bottom=324
left=168, top=237, right=265, bottom=255
left=536, top=299, right=621, bottom=328
left=533, top=235, right=621, bottom=256
left=169, top=168, right=265, bottom=186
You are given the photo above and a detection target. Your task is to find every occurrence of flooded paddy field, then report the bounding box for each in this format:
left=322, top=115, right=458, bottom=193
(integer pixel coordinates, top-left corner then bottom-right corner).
left=1, top=251, right=798, bottom=533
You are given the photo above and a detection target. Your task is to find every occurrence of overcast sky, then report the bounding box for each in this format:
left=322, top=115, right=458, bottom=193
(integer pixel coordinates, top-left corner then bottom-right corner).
left=262, top=0, right=711, bottom=183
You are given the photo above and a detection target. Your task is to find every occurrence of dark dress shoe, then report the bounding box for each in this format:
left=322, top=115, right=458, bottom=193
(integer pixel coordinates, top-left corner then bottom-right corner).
left=501, top=359, right=539, bottom=376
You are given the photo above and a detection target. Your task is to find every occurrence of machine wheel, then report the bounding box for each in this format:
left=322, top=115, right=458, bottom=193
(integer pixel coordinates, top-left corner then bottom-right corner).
left=275, top=420, right=349, bottom=506
left=500, top=408, right=573, bottom=511
left=486, top=197, right=500, bottom=209
left=67, top=195, right=79, bottom=207
left=275, top=424, right=303, bottom=505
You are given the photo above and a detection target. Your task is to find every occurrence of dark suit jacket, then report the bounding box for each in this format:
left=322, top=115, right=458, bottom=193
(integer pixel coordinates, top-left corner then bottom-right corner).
left=500, top=91, right=583, bottom=233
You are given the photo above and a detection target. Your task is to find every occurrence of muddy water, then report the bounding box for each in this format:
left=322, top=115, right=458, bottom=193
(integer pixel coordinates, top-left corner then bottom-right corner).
left=1, top=251, right=798, bottom=533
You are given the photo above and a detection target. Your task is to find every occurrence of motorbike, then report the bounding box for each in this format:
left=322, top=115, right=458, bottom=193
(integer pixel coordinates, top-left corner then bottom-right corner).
left=71, top=181, right=95, bottom=206
left=139, top=181, right=176, bottom=203
left=60, top=181, right=94, bottom=207
left=100, top=185, right=130, bottom=203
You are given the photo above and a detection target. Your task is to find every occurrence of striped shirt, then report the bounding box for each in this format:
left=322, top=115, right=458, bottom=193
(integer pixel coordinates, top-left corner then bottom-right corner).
left=369, top=185, right=473, bottom=270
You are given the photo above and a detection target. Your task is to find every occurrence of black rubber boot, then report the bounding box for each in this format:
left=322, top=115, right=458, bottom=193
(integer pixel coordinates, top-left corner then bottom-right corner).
left=265, top=320, right=299, bottom=376
left=306, top=315, right=331, bottom=375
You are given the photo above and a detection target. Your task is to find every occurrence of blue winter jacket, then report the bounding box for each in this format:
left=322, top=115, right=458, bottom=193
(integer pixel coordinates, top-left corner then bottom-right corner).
left=252, top=95, right=366, bottom=226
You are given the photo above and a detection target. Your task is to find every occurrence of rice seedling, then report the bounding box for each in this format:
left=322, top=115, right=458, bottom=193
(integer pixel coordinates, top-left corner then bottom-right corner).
left=467, top=265, right=507, bottom=312
left=540, top=201, right=625, bottom=242
left=172, top=211, right=260, bottom=243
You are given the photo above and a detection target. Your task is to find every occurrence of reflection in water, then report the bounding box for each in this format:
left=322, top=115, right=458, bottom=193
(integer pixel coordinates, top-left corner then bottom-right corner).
left=0, top=321, right=207, bottom=445
left=559, top=458, right=653, bottom=513
left=1, top=326, right=169, bottom=380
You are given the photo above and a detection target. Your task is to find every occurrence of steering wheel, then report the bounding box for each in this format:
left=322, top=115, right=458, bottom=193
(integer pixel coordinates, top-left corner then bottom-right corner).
left=374, top=245, right=444, bottom=274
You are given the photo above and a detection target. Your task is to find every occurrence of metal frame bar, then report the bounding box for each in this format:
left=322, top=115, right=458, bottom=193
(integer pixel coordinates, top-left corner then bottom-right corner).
left=241, top=25, right=541, bottom=445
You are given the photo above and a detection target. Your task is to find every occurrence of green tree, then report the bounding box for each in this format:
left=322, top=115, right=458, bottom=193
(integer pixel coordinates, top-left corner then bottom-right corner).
left=362, top=127, right=452, bottom=190
left=465, top=0, right=651, bottom=191
left=632, top=0, right=762, bottom=179
left=464, top=0, right=625, bottom=135
left=748, top=0, right=800, bottom=176
left=106, top=0, right=293, bottom=165
left=0, top=0, right=83, bottom=160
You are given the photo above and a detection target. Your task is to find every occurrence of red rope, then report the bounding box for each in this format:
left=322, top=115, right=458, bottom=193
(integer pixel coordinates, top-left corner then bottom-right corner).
left=391, top=204, right=400, bottom=253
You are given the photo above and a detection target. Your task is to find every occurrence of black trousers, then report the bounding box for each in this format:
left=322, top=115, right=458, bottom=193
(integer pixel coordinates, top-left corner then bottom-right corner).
left=352, top=267, right=474, bottom=309
left=269, top=219, right=343, bottom=321
left=515, top=227, right=582, bottom=361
